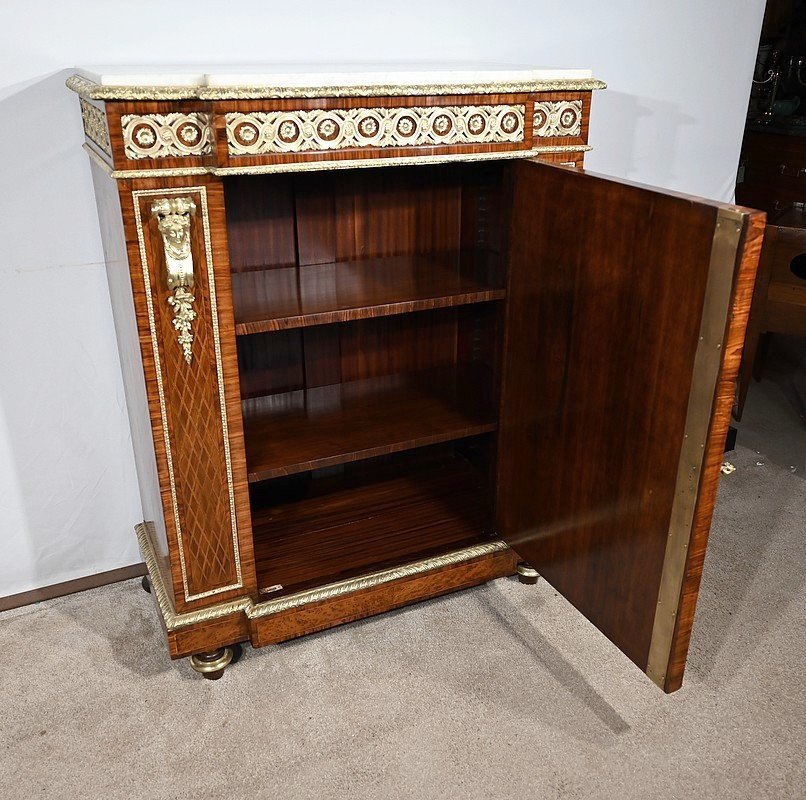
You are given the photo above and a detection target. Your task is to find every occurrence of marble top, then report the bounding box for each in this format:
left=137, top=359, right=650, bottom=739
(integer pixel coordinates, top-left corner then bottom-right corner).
left=68, top=63, right=605, bottom=100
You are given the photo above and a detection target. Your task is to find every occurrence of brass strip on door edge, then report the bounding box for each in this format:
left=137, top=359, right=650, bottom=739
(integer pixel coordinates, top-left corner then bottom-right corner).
left=645, top=207, right=745, bottom=687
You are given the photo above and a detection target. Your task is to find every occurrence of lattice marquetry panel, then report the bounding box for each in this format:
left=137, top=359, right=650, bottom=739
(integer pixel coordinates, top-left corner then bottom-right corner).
left=132, top=185, right=251, bottom=606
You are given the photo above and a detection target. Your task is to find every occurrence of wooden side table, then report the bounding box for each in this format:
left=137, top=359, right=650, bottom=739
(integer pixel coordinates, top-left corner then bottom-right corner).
left=737, top=206, right=806, bottom=417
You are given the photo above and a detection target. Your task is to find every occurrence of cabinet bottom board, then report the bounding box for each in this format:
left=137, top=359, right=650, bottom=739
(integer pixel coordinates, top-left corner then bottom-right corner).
left=250, top=452, right=497, bottom=597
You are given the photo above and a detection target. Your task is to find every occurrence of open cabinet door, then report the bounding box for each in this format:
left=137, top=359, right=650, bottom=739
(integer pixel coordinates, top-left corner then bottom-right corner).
left=496, top=161, right=764, bottom=692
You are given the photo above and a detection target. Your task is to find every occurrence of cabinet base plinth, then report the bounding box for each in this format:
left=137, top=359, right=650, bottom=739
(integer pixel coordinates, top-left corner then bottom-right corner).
left=138, top=521, right=517, bottom=664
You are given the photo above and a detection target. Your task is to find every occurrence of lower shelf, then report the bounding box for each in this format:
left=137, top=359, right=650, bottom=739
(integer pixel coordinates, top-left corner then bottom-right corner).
left=251, top=454, right=496, bottom=597
left=242, top=364, right=497, bottom=482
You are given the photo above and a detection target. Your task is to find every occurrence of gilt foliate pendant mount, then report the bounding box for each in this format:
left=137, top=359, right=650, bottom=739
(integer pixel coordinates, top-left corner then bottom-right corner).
left=152, top=196, right=198, bottom=364
left=166, top=286, right=197, bottom=364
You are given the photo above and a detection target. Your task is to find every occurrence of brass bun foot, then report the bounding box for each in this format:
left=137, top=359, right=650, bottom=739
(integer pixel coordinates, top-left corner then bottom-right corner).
left=189, top=644, right=242, bottom=680
left=516, top=563, right=539, bottom=585
left=141, top=575, right=152, bottom=594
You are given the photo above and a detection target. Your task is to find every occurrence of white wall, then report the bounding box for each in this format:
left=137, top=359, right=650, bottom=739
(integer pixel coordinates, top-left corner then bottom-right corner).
left=0, top=0, right=765, bottom=597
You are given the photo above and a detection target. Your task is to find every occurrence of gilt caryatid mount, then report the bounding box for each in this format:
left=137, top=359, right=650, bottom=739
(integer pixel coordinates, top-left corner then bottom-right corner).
left=151, top=197, right=197, bottom=364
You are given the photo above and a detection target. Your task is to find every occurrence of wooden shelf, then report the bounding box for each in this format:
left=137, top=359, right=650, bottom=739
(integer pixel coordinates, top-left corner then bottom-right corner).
left=232, top=252, right=505, bottom=335
left=242, top=364, right=497, bottom=483
left=251, top=455, right=496, bottom=595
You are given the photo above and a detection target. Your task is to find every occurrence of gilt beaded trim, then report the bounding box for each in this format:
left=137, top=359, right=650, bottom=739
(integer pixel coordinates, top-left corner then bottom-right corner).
left=83, top=142, right=592, bottom=179
left=248, top=541, right=510, bottom=618
left=66, top=73, right=607, bottom=101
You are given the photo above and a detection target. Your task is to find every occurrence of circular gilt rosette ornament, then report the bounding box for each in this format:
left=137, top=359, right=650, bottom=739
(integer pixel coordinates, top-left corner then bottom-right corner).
left=176, top=121, right=202, bottom=146
left=559, top=105, right=580, bottom=133
left=226, top=115, right=264, bottom=154
left=433, top=114, right=452, bottom=134
left=316, top=116, right=341, bottom=144
left=130, top=120, right=159, bottom=155
left=428, top=110, right=455, bottom=142
left=355, top=111, right=384, bottom=144
left=278, top=119, right=301, bottom=144
left=395, top=113, right=418, bottom=140
left=236, top=123, right=258, bottom=144
left=500, top=111, right=519, bottom=135
left=466, top=112, right=487, bottom=138
left=533, top=106, right=548, bottom=133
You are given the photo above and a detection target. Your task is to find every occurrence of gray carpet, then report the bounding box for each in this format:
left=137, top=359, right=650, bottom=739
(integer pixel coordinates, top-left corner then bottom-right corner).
left=2, top=354, right=804, bottom=800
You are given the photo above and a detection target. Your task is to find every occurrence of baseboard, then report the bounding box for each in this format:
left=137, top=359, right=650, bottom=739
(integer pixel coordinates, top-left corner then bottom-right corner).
left=0, top=562, right=147, bottom=613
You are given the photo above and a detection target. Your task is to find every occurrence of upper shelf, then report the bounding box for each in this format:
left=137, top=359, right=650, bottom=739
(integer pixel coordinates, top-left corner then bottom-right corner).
left=231, top=252, right=505, bottom=335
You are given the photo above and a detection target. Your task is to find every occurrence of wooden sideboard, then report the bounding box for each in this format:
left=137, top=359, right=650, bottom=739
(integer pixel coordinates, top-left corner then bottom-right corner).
left=736, top=206, right=806, bottom=417
left=70, top=65, right=764, bottom=691
left=736, top=127, right=806, bottom=215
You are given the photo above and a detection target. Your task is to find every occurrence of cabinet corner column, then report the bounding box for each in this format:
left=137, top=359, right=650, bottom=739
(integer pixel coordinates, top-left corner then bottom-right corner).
left=119, top=174, right=256, bottom=613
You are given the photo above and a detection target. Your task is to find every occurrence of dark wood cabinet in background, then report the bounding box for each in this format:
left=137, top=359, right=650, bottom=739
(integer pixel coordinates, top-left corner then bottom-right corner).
left=70, top=66, right=763, bottom=691
left=737, top=128, right=806, bottom=215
